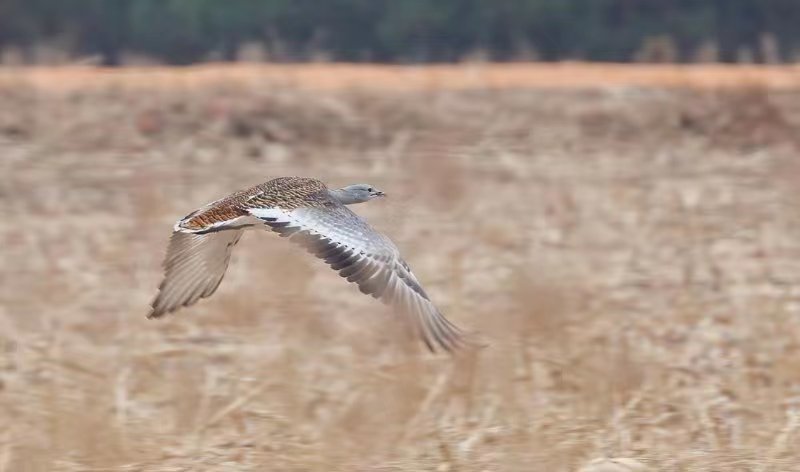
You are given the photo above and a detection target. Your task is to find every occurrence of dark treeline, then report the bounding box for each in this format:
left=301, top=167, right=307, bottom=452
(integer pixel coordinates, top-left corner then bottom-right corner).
left=1, top=0, right=799, bottom=65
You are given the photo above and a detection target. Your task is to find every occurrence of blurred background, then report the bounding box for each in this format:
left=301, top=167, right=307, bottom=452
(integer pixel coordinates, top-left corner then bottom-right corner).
left=2, top=1, right=800, bottom=471
left=3, top=0, right=800, bottom=65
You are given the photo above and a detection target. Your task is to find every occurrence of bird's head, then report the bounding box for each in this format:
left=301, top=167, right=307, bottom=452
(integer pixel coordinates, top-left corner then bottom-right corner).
left=331, top=183, right=386, bottom=205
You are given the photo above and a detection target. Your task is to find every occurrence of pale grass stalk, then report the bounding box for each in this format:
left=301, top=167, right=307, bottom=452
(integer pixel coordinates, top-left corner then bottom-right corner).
left=697, top=399, right=721, bottom=451
left=400, top=372, right=450, bottom=444
left=191, top=367, right=219, bottom=448
left=196, top=379, right=272, bottom=433
left=758, top=408, right=800, bottom=472
left=113, top=366, right=131, bottom=453
left=436, top=428, right=457, bottom=472
left=596, top=390, right=644, bottom=457
left=324, top=389, right=364, bottom=434
left=0, top=432, right=11, bottom=472
left=457, top=395, right=499, bottom=458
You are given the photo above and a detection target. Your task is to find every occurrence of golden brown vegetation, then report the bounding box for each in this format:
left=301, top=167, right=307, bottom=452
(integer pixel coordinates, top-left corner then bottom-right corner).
left=1, top=66, right=800, bottom=471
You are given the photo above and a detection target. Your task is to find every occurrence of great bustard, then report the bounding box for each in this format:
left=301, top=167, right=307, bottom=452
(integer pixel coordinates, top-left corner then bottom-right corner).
left=149, top=176, right=464, bottom=352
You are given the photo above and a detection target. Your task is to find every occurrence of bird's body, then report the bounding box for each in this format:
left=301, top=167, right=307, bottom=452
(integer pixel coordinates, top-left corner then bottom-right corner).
left=149, top=177, right=463, bottom=352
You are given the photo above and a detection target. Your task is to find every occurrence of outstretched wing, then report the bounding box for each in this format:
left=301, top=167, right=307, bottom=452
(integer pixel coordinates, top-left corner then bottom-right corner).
left=248, top=204, right=464, bottom=352
left=149, top=228, right=243, bottom=318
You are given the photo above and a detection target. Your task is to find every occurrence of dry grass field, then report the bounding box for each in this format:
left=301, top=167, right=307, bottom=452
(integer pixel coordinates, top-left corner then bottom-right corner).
left=1, top=64, right=800, bottom=471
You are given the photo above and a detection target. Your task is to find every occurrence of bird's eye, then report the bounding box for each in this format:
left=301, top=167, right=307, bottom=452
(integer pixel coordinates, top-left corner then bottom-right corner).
left=368, top=187, right=373, bottom=192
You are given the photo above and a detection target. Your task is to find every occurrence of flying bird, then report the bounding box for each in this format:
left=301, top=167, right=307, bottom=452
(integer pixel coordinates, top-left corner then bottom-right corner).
left=149, top=176, right=464, bottom=352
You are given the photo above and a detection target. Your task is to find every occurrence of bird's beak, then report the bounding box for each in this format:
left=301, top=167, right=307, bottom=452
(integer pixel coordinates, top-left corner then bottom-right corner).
left=373, top=191, right=386, bottom=197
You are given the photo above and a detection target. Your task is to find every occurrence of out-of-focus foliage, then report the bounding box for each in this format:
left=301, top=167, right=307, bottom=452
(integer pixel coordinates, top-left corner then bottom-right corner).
left=1, top=0, right=799, bottom=64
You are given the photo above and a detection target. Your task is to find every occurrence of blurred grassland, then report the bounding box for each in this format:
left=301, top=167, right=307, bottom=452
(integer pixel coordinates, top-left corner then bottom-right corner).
left=1, top=64, right=800, bottom=471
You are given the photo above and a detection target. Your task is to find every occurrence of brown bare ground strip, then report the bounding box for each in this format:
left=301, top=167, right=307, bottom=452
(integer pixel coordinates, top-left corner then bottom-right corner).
left=3, top=62, right=800, bottom=92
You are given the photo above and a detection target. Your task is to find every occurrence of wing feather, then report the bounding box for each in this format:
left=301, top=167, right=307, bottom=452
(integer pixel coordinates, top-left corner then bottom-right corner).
left=149, top=228, right=243, bottom=318
left=248, top=205, right=464, bottom=352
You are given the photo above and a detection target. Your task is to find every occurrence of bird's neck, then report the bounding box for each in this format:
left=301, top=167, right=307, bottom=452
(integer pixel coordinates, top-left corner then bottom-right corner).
left=328, top=189, right=363, bottom=205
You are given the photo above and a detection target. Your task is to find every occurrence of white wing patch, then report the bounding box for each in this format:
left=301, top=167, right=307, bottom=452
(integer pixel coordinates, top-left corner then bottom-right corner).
left=175, top=215, right=261, bottom=233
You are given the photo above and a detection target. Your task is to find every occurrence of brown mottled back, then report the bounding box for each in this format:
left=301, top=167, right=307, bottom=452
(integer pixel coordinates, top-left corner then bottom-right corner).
left=179, top=177, right=330, bottom=231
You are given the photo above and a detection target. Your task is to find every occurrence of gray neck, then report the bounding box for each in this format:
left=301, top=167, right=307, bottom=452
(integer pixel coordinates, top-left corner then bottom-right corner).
left=328, top=188, right=364, bottom=205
